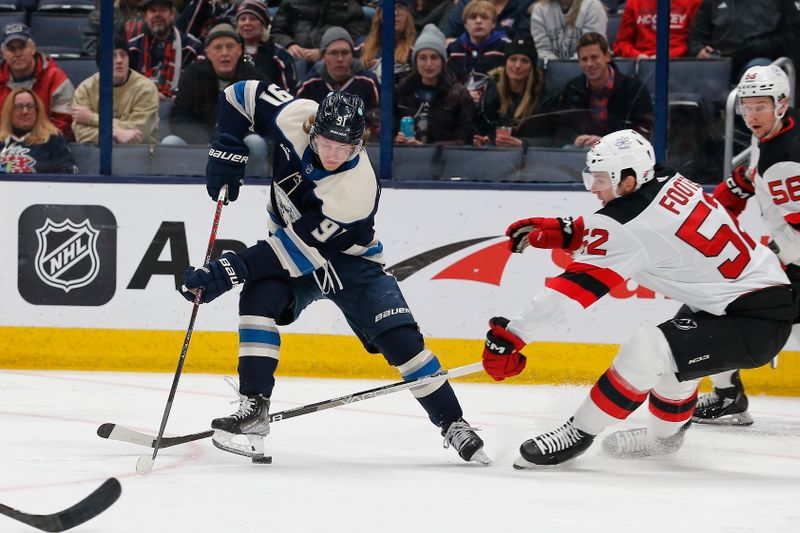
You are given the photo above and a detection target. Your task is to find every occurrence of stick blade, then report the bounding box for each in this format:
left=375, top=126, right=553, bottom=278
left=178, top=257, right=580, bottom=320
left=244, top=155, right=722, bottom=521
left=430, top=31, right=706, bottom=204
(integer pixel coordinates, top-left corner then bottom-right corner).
left=0, top=478, right=122, bottom=532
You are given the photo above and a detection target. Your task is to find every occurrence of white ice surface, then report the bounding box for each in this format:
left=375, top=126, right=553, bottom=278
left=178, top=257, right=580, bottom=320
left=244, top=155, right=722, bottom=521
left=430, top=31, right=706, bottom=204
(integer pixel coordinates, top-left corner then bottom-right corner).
left=1, top=370, right=799, bottom=533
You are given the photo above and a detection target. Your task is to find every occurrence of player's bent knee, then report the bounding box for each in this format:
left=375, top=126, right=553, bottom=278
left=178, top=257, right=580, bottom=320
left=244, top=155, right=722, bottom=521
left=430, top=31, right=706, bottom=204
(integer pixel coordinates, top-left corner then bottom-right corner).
left=372, top=326, right=425, bottom=367
left=613, top=324, right=675, bottom=387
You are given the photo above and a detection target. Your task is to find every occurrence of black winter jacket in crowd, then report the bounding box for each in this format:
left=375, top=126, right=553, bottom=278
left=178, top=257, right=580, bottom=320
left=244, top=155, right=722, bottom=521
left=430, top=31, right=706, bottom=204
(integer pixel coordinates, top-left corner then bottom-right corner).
left=169, top=57, right=262, bottom=145
left=394, top=68, right=475, bottom=146
left=475, top=67, right=544, bottom=137
left=271, top=0, right=369, bottom=50
left=687, top=0, right=800, bottom=74
left=546, top=62, right=653, bottom=144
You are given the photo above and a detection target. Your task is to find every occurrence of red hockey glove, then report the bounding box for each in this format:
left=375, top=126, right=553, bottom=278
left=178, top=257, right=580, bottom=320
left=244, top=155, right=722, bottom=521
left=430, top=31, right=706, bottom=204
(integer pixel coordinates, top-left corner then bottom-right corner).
left=713, top=165, right=754, bottom=218
left=482, top=317, right=527, bottom=381
left=506, top=217, right=584, bottom=253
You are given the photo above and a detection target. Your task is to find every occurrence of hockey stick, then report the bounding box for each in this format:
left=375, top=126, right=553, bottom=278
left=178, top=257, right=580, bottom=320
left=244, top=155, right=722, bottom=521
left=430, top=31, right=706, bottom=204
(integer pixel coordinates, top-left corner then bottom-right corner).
left=98, top=361, right=485, bottom=450
left=0, top=478, right=121, bottom=532
left=136, top=187, right=228, bottom=476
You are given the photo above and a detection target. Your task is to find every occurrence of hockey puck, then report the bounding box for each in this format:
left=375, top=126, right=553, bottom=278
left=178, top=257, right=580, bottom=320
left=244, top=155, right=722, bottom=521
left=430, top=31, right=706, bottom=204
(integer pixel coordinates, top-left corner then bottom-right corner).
left=252, top=455, right=272, bottom=464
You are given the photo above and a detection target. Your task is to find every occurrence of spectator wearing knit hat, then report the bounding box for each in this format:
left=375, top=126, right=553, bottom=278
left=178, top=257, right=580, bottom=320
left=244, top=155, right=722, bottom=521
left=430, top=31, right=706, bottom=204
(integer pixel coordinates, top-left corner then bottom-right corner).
left=394, top=24, right=475, bottom=146
left=234, top=0, right=296, bottom=91
left=446, top=0, right=511, bottom=103
left=71, top=33, right=159, bottom=145
left=296, top=26, right=380, bottom=130
left=474, top=34, right=544, bottom=147
left=166, top=22, right=261, bottom=145
left=127, top=0, right=204, bottom=99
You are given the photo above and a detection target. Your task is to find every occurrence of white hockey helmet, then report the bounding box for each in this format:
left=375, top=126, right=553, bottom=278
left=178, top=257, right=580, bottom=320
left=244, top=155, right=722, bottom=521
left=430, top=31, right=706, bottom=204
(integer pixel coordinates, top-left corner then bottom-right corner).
left=582, top=129, right=655, bottom=194
left=736, top=65, right=790, bottom=119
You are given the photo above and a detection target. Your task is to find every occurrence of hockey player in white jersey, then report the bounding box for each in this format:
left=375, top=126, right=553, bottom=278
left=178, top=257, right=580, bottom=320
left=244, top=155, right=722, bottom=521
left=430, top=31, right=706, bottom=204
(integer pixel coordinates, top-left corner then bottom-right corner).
left=181, top=86, right=490, bottom=465
left=696, top=65, right=800, bottom=426
left=480, top=129, right=796, bottom=467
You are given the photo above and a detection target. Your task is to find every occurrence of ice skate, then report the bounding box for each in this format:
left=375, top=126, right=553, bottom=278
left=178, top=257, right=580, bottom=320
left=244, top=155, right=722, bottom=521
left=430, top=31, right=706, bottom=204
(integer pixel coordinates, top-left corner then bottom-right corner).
left=692, top=372, right=753, bottom=426
left=442, top=418, right=492, bottom=465
left=602, top=421, right=691, bottom=459
left=211, top=387, right=271, bottom=461
left=514, top=417, right=595, bottom=468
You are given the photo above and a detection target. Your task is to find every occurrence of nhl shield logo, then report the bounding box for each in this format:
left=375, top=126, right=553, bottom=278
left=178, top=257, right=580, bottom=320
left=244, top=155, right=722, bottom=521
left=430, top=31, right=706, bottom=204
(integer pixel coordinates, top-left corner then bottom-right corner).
left=34, top=218, right=101, bottom=292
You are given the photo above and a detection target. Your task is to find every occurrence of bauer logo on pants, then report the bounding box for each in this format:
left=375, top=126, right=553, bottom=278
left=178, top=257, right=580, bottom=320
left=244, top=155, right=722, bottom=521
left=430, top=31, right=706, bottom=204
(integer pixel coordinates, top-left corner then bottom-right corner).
left=18, top=205, right=117, bottom=306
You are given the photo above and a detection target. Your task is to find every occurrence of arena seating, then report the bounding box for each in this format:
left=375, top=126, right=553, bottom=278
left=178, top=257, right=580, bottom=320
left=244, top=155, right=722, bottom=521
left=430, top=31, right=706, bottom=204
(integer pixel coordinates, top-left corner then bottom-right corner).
left=30, top=12, right=88, bottom=57
left=57, top=57, right=97, bottom=86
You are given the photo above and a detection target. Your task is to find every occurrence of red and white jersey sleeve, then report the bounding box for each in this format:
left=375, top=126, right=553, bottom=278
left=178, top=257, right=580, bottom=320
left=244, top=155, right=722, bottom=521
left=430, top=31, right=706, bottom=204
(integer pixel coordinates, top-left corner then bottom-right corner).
left=507, top=172, right=789, bottom=343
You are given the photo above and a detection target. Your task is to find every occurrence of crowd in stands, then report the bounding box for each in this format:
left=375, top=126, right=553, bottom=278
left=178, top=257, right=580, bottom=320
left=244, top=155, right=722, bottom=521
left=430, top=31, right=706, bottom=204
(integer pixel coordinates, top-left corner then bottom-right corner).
left=0, top=0, right=797, bottom=177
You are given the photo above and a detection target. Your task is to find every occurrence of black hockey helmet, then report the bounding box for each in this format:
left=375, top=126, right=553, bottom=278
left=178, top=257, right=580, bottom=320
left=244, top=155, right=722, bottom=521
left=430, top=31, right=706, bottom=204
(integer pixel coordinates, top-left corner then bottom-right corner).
left=311, top=91, right=366, bottom=145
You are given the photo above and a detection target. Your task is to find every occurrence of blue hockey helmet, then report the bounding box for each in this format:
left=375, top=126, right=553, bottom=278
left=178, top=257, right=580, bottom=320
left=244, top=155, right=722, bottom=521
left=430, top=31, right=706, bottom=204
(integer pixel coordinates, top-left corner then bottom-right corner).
left=311, top=91, right=366, bottom=145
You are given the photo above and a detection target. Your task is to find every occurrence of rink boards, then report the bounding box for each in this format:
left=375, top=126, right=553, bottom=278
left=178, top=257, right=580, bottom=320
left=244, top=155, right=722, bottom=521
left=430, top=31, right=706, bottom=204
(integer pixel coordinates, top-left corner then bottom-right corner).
left=1, top=179, right=798, bottom=394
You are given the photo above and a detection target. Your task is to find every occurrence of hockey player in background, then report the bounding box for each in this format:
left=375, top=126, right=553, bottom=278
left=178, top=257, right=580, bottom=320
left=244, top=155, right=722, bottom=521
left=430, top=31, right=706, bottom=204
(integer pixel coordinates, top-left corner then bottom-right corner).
left=699, top=65, right=800, bottom=426
left=181, top=86, right=490, bottom=465
left=480, top=129, right=797, bottom=467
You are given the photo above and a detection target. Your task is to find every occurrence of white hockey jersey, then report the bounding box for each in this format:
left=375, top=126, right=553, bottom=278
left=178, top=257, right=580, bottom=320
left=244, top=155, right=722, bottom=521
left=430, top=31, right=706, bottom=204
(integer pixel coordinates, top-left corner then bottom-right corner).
left=508, top=170, right=789, bottom=343
left=749, top=111, right=800, bottom=265
left=215, top=81, right=384, bottom=281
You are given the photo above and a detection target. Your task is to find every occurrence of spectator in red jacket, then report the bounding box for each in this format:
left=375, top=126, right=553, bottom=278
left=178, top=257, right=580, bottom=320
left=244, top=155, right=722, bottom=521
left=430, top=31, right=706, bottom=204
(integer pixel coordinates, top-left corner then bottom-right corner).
left=0, top=23, right=74, bottom=139
left=613, top=0, right=702, bottom=59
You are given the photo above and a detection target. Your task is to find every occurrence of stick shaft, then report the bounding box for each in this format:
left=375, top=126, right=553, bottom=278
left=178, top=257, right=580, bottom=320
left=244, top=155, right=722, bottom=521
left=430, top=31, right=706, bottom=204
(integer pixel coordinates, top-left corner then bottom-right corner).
left=102, top=362, right=485, bottom=449
left=149, top=187, right=228, bottom=463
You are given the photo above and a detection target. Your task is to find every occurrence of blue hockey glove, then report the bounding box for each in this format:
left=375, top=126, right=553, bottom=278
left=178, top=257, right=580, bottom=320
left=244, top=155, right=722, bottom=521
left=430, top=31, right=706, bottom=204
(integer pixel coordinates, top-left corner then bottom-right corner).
left=181, top=252, right=250, bottom=303
left=206, top=133, right=249, bottom=202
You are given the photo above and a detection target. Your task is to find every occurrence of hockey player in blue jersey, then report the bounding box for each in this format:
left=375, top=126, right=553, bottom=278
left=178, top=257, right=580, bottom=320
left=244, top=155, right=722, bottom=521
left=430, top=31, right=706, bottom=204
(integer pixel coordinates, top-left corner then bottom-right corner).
left=181, top=84, right=490, bottom=465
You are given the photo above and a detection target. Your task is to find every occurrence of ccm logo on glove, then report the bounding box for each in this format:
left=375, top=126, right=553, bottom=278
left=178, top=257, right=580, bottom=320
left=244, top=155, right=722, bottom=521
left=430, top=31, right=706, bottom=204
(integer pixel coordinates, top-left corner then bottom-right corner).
left=208, top=149, right=248, bottom=164
left=482, top=316, right=527, bottom=381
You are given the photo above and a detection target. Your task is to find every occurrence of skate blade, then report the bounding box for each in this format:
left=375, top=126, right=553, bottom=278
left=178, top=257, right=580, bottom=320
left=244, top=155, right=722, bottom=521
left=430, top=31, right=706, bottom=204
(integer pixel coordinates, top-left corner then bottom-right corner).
left=212, top=430, right=271, bottom=463
left=512, top=455, right=558, bottom=470
left=601, top=440, right=649, bottom=459
left=469, top=449, right=493, bottom=466
left=692, top=411, right=754, bottom=426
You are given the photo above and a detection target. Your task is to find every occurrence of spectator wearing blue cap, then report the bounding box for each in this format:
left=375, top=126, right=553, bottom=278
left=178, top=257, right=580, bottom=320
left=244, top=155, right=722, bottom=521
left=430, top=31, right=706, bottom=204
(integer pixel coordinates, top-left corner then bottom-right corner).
left=0, top=23, right=75, bottom=139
